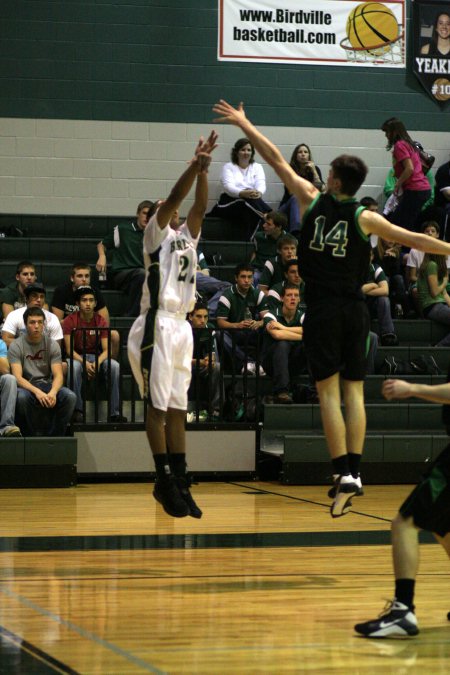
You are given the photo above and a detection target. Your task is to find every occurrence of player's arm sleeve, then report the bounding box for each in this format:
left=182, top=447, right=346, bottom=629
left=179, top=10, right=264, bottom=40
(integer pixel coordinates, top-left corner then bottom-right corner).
left=7, top=341, right=20, bottom=364
left=101, top=229, right=115, bottom=251
left=216, top=295, right=230, bottom=320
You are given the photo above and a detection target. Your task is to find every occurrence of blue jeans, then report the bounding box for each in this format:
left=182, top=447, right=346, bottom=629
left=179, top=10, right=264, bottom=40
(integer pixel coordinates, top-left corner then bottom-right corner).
left=16, top=382, right=76, bottom=436
left=67, top=356, right=120, bottom=416
left=262, top=340, right=306, bottom=394
left=0, top=374, right=18, bottom=434
left=195, top=273, right=231, bottom=319
left=279, top=195, right=301, bottom=234
left=424, top=303, right=450, bottom=346
left=366, top=296, right=395, bottom=335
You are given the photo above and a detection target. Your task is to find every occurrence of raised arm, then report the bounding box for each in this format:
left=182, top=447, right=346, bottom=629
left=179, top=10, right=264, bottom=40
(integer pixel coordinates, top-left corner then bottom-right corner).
left=360, top=210, right=450, bottom=256
left=213, top=100, right=318, bottom=212
left=155, top=131, right=218, bottom=231
left=186, top=171, right=209, bottom=240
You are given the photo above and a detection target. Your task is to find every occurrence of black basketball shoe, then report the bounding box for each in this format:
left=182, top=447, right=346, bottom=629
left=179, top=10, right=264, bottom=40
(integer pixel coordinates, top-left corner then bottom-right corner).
left=153, top=476, right=189, bottom=518
left=355, top=600, right=419, bottom=638
left=177, top=477, right=203, bottom=519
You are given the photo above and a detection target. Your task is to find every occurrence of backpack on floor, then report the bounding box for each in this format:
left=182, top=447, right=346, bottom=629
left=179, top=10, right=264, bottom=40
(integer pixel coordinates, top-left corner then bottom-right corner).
left=381, top=354, right=441, bottom=376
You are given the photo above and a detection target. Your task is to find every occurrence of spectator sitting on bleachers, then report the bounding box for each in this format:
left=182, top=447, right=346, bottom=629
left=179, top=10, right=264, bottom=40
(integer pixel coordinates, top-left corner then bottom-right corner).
left=261, top=284, right=306, bottom=404
left=362, top=255, right=398, bottom=346
left=51, top=262, right=120, bottom=359
left=406, top=221, right=449, bottom=316
left=62, top=286, right=126, bottom=424
left=360, top=196, right=380, bottom=248
left=258, top=233, right=298, bottom=294
left=2, top=283, right=63, bottom=349
left=216, top=262, right=268, bottom=375
left=249, top=210, right=287, bottom=286
left=434, top=154, right=450, bottom=238
left=372, top=238, right=407, bottom=318
left=208, top=137, right=271, bottom=239
left=279, top=143, right=324, bottom=236
left=267, top=258, right=305, bottom=311
left=187, top=302, right=221, bottom=421
left=96, top=200, right=153, bottom=317
left=417, top=253, right=450, bottom=346
left=1, top=260, right=47, bottom=320
left=0, top=338, right=21, bottom=437
left=195, top=249, right=231, bottom=319
left=9, top=307, right=76, bottom=437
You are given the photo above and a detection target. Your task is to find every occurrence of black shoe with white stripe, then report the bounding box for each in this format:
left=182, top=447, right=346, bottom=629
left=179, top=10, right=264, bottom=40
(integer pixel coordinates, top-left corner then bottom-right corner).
left=355, top=600, right=419, bottom=638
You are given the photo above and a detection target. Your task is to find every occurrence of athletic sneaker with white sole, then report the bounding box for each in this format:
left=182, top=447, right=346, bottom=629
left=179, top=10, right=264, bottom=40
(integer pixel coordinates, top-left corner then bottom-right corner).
left=354, top=600, right=419, bottom=638
left=328, top=473, right=364, bottom=499
left=330, top=474, right=358, bottom=518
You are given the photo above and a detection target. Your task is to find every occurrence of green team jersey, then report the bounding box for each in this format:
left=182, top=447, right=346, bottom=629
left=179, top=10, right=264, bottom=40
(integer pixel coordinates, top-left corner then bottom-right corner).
left=252, top=230, right=286, bottom=271
left=217, top=284, right=268, bottom=323
left=102, top=221, right=145, bottom=273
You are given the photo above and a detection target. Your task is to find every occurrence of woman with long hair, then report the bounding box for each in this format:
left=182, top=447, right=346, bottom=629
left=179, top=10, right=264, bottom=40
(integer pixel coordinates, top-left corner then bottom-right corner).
left=417, top=254, right=450, bottom=337
left=279, top=143, right=323, bottom=235
left=209, top=137, right=271, bottom=239
left=381, top=118, right=431, bottom=232
left=421, top=12, right=450, bottom=57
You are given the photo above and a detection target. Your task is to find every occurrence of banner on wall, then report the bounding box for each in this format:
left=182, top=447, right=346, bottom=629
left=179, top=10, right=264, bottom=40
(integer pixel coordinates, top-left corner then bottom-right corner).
left=412, top=0, right=450, bottom=108
left=218, top=0, right=406, bottom=67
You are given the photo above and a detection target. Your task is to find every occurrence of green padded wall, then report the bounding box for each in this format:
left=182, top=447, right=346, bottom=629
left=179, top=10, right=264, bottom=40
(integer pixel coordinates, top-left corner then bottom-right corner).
left=0, top=1, right=445, bottom=130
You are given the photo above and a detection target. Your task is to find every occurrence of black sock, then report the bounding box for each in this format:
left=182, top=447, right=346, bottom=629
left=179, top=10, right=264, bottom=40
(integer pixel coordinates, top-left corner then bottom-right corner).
left=348, top=453, right=361, bottom=479
left=332, top=455, right=350, bottom=476
left=153, top=453, right=172, bottom=480
left=395, top=579, right=415, bottom=609
left=170, top=453, right=187, bottom=478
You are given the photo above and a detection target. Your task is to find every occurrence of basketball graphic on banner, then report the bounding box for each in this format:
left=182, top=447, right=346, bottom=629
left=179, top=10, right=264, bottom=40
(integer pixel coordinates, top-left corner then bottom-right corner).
left=346, top=3, right=399, bottom=50
left=432, top=78, right=450, bottom=102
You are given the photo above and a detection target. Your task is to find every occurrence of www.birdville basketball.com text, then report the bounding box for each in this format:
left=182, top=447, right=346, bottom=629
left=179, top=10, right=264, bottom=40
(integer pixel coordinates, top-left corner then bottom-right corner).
left=233, top=8, right=336, bottom=44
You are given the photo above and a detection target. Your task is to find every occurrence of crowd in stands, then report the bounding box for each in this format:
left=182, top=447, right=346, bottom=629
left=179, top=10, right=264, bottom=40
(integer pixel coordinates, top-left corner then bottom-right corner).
left=0, top=127, right=449, bottom=430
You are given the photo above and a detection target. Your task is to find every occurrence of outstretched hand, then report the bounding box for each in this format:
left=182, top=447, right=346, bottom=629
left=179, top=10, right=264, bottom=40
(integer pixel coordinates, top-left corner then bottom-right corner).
left=213, top=100, right=247, bottom=126
left=382, top=379, right=412, bottom=400
left=192, top=130, right=218, bottom=172
left=197, top=130, right=219, bottom=155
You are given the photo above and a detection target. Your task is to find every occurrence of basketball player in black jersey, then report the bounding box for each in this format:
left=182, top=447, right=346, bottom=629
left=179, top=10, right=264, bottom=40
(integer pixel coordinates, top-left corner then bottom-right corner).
left=213, top=99, right=450, bottom=517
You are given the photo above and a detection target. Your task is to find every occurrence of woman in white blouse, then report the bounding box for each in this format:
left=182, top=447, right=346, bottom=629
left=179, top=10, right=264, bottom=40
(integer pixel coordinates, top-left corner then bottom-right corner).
left=209, top=138, right=271, bottom=239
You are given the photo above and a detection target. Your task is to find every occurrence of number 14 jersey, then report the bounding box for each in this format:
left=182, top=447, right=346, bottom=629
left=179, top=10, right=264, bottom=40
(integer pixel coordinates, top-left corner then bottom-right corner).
left=298, top=193, right=370, bottom=307
left=141, top=212, right=198, bottom=316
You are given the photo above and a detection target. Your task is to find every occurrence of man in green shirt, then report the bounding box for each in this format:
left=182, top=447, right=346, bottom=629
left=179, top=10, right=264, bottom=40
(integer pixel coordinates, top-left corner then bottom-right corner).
left=267, top=258, right=305, bottom=312
left=362, top=257, right=398, bottom=346
left=96, top=200, right=153, bottom=317
left=1, top=261, right=38, bottom=320
left=250, top=210, right=287, bottom=286
left=258, top=233, right=298, bottom=293
left=261, top=284, right=306, bottom=403
left=217, top=263, right=268, bottom=374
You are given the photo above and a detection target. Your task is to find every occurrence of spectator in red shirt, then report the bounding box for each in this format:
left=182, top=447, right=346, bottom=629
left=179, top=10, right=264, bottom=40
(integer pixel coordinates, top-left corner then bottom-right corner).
left=62, top=286, right=126, bottom=423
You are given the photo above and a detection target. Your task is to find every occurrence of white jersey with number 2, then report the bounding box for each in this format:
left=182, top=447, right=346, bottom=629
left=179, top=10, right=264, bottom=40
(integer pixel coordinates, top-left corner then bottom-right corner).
left=140, top=210, right=198, bottom=315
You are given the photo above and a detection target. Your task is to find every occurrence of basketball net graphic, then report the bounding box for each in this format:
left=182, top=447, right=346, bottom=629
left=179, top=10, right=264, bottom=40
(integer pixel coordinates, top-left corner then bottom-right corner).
left=340, top=28, right=404, bottom=64
left=341, top=2, right=404, bottom=65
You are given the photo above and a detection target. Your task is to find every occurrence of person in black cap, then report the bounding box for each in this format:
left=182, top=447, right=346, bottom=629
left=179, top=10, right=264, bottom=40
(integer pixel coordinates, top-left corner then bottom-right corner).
left=2, top=283, right=63, bottom=348
left=62, top=286, right=126, bottom=423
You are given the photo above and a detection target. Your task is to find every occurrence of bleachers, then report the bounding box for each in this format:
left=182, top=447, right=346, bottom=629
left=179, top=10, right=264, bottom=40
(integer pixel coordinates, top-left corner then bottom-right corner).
left=2, top=213, right=450, bottom=485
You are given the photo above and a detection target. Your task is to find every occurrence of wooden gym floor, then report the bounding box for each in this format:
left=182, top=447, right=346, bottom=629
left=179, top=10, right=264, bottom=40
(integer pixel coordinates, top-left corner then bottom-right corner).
left=0, top=481, right=448, bottom=673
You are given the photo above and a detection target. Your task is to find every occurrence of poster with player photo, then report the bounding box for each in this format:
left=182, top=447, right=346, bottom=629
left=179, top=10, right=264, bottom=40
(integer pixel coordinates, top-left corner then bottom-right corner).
left=412, top=0, right=450, bottom=108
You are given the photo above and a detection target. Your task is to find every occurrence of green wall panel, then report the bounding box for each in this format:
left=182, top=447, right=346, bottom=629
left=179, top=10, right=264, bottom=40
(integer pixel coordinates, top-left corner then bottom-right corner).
left=0, top=1, right=446, bottom=129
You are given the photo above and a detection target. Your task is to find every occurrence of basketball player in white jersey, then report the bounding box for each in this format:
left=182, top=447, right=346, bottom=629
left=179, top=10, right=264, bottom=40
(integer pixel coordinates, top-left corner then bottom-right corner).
left=128, top=131, right=218, bottom=518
